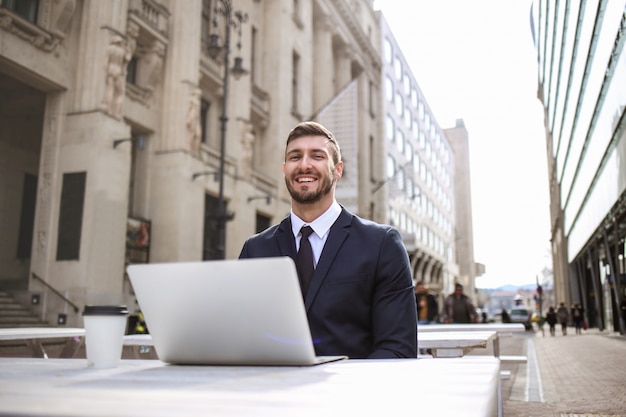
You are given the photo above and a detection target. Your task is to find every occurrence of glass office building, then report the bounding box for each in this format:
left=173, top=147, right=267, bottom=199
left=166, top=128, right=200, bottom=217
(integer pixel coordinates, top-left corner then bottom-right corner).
left=532, top=0, right=626, bottom=333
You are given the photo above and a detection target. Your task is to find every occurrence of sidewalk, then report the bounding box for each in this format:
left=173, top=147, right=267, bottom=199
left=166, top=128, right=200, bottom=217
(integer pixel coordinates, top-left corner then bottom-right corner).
left=504, top=328, right=626, bottom=416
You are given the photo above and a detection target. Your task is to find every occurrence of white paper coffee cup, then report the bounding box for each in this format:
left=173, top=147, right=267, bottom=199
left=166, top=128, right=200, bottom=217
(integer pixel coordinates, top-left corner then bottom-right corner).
left=83, top=305, right=129, bottom=369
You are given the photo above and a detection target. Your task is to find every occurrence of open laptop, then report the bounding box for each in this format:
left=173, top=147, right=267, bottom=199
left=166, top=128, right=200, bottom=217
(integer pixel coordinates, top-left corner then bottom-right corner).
left=126, top=257, right=347, bottom=366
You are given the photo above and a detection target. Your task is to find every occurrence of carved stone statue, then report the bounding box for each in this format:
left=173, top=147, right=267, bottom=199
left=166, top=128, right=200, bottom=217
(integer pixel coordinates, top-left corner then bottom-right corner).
left=239, top=124, right=255, bottom=179
left=101, top=33, right=134, bottom=120
left=187, top=88, right=202, bottom=156
left=137, top=40, right=165, bottom=92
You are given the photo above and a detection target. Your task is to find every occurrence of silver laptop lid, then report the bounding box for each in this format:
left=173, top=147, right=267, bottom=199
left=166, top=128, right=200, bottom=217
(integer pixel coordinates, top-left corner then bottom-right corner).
left=127, top=257, right=329, bottom=365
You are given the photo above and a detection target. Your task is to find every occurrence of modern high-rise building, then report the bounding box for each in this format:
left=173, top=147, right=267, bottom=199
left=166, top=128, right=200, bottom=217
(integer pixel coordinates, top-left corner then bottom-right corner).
left=379, top=15, right=478, bottom=303
left=532, top=0, right=626, bottom=333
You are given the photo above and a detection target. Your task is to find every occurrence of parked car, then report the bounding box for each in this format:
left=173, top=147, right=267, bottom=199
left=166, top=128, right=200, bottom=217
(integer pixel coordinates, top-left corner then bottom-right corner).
left=509, top=307, right=532, bottom=330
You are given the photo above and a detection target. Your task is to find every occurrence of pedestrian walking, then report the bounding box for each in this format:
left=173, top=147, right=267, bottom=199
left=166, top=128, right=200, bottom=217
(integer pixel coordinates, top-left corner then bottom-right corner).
left=440, top=283, right=479, bottom=324
left=501, top=308, right=511, bottom=323
left=557, top=302, right=569, bottom=335
left=545, top=306, right=557, bottom=336
left=571, top=303, right=585, bottom=334
left=415, top=281, right=439, bottom=325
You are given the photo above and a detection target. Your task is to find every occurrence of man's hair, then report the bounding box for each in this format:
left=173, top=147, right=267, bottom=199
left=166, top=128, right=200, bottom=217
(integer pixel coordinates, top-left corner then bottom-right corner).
left=285, top=121, right=342, bottom=164
left=455, top=283, right=463, bottom=290
left=416, top=280, right=425, bottom=286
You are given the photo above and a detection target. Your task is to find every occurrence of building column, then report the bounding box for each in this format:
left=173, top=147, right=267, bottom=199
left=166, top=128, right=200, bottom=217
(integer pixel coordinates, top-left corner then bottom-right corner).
left=313, top=14, right=334, bottom=113
left=149, top=0, right=205, bottom=263
left=334, top=43, right=353, bottom=91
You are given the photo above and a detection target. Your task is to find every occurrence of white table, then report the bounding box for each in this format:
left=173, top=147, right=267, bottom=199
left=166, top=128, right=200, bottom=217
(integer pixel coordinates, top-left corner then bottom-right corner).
left=418, top=323, right=526, bottom=336
left=418, top=330, right=498, bottom=358
left=0, top=327, right=85, bottom=358
left=122, top=333, right=152, bottom=345
left=0, top=357, right=500, bottom=417
left=123, top=332, right=499, bottom=359
left=418, top=323, right=528, bottom=362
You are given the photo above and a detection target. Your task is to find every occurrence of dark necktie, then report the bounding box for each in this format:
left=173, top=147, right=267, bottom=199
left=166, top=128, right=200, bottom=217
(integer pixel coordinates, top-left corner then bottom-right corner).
left=297, top=226, right=315, bottom=297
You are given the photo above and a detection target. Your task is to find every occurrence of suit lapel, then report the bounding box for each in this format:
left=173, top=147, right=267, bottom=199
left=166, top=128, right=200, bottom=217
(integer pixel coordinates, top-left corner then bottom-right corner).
left=304, top=209, right=352, bottom=310
left=275, top=217, right=297, bottom=259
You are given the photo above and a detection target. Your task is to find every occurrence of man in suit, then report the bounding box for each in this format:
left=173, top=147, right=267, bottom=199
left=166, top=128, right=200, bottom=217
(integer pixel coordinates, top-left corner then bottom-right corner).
left=239, top=121, right=417, bottom=359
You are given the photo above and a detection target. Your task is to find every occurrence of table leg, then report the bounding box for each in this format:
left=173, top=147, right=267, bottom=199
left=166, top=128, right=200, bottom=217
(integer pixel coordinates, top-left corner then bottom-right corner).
left=26, top=339, right=48, bottom=359
left=59, top=337, right=84, bottom=358
left=493, top=334, right=500, bottom=358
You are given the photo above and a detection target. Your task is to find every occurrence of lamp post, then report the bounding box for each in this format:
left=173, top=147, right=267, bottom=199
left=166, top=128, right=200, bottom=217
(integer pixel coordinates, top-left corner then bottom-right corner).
left=207, top=0, right=248, bottom=259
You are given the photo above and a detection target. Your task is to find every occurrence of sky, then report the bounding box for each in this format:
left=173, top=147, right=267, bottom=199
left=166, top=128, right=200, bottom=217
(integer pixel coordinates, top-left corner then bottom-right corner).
left=374, top=0, right=551, bottom=289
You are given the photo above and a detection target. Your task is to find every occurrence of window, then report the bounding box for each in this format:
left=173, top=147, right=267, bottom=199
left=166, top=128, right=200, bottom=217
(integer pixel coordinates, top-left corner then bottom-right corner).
left=385, top=115, right=395, bottom=142
left=256, top=212, right=271, bottom=234
left=56, top=172, right=86, bottom=261
left=384, top=76, right=394, bottom=102
left=413, top=153, right=420, bottom=173
left=396, top=129, right=405, bottom=153
left=396, top=168, right=405, bottom=190
left=394, top=56, right=402, bottom=80
left=386, top=155, right=396, bottom=179
left=395, top=92, right=403, bottom=115
left=203, top=194, right=228, bottom=260
left=3, top=0, right=39, bottom=23
left=369, top=80, right=376, bottom=116
left=16, top=173, right=37, bottom=259
left=126, top=56, right=138, bottom=84
left=405, top=141, right=413, bottom=161
left=127, top=134, right=145, bottom=216
left=411, top=88, right=418, bottom=108
left=200, top=98, right=210, bottom=145
left=404, top=107, right=412, bottom=127
left=251, top=26, right=258, bottom=83
left=384, top=38, right=393, bottom=63
left=406, top=177, right=414, bottom=200
left=201, top=0, right=213, bottom=54
left=403, top=73, right=411, bottom=95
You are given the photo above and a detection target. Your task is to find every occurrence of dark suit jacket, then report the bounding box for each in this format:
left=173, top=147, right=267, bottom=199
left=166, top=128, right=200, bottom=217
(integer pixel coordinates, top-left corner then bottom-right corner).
left=239, top=207, right=417, bottom=359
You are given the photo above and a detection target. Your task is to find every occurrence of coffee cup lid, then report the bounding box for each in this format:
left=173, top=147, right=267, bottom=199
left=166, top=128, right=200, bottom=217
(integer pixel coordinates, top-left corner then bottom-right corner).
left=83, top=305, right=129, bottom=316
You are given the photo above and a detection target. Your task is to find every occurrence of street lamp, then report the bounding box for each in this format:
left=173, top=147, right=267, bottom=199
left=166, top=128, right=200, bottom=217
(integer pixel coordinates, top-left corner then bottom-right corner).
left=209, top=0, right=248, bottom=259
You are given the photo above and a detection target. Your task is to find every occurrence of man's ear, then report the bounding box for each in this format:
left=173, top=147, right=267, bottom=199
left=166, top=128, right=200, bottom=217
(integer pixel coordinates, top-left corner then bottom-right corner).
left=335, top=161, right=344, bottom=179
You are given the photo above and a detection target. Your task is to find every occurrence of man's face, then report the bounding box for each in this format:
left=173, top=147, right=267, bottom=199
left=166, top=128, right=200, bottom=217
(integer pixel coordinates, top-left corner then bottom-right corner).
left=416, top=283, right=426, bottom=294
left=283, top=135, right=343, bottom=205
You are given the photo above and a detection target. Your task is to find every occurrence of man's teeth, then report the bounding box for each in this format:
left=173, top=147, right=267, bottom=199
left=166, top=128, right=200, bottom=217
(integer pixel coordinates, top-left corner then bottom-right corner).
left=298, top=178, right=314, bottom=182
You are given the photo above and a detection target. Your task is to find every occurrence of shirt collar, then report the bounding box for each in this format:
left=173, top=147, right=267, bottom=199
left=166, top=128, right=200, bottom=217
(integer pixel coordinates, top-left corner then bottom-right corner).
left=290, top=201, right=342, bottom=238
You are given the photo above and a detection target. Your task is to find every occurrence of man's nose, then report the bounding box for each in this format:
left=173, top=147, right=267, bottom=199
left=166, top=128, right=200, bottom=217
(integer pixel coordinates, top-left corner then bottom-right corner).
left=298, top=155, right=313, bottom=168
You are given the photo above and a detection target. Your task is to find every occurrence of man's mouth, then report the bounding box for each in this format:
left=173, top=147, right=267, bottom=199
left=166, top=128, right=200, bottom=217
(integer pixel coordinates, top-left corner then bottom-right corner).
left=296, top=177, right=316, bottom=183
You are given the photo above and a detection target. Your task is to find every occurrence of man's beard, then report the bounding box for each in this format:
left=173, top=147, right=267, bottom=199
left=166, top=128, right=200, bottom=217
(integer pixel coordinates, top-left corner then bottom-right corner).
left=285, top=171, right=335, bottom=204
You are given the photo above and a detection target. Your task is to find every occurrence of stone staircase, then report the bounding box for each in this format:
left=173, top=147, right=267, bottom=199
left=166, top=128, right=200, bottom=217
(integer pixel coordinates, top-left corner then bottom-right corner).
left=0, top=291, right=49, bottom=328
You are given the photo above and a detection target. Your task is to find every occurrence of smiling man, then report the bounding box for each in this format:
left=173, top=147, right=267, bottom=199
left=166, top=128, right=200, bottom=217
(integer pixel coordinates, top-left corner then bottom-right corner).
left=239, top=121, right=417, bottom=359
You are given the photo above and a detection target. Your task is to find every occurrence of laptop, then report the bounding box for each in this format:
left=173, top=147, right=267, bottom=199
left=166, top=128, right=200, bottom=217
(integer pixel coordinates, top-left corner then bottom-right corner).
left=126, top=257, right=347, bottom=366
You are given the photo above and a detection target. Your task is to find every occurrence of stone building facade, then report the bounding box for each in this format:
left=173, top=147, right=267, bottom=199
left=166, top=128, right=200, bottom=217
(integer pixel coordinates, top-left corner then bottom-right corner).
left=0, top=0, right=387, bottom=326
left=1, top=0, right=474, bottom=327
